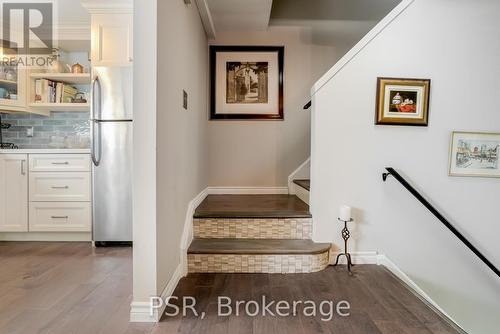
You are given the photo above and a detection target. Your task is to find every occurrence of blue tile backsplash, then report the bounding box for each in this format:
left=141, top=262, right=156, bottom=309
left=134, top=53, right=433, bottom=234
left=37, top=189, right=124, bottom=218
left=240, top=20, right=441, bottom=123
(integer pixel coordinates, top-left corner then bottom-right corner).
left=0, top=111, right=90, bottom=149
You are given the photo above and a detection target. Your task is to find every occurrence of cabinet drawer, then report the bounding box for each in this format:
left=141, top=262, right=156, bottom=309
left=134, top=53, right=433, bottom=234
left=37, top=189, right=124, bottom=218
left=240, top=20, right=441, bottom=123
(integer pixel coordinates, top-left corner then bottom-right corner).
left=29, top=172, right=91, bottom=202
left=29, top=154, right=91, bottom=172
left=29, top=202, right=91, bottom=232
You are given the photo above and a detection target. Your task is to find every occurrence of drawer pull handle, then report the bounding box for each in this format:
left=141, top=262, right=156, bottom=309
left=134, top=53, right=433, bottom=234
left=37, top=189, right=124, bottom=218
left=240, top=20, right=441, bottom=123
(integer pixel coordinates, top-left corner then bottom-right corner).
left=21, top=160, right=26, bottom=175
left=51, top=186, right=69, bottom=189
left=52, top=162, right=69, bottom=165
left=51, top=216, right=69, bottom=219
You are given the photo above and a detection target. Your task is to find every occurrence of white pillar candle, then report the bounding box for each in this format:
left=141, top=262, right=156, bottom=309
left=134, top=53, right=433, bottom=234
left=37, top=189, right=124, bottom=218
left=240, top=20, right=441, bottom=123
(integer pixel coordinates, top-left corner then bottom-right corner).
left=339, top=205, right=351, bottom=221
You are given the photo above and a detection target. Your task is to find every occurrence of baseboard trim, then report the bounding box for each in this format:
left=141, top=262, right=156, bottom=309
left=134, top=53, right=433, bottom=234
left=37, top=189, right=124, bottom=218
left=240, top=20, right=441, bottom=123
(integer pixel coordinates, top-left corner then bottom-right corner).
left=129, top=263, right=183, bottom=322
left=0, top=232, right=92, bottom=242
left=207, top=187, right=288, bottom=195
left=130, top=301, right=160, bottom=323
left=180, top=188, right=209, bottom=275
left=130, top=188, right=208, bottom=323
left=329, top=252, right=464, bottom=332
left=287, top=158, right=311, bottom=195
left=294, top=184, right=310, bottom=205
left=377, top=255, right=466, bottom=333
left=329, top=251, right=379, bottom=265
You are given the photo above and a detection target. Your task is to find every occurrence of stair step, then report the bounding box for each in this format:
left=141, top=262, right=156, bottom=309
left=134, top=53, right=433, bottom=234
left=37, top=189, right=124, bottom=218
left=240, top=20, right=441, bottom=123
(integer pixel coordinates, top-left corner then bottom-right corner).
left=188, top=239, right=331, bottom=274
left=193, top=217, right=312, bottom=239
left=293, top=179, right=310, bottom=191
left=194, top=194, right=311, bottom=218
left=188, top=239, right=330, bottom=255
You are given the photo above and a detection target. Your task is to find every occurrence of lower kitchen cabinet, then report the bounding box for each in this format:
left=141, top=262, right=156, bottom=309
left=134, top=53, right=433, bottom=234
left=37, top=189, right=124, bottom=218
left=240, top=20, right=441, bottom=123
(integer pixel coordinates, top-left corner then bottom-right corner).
left=0, top=152, right=91, bottom=235
left=29, top=202, right=91, bottom=232
left=28, top=153, right=91, bottom=233
left=0, top=154, right=28, bottom=232
left=29, top=172, right=91, bottom=202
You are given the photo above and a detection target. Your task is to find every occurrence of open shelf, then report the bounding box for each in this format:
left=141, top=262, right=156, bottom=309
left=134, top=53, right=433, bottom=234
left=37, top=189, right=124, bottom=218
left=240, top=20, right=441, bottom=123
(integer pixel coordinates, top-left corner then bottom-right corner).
left=0, top=78, right=18, bottom=86
left=28, top=103, right=90, bottom=112
left=29, top=73, right=91, bottom=85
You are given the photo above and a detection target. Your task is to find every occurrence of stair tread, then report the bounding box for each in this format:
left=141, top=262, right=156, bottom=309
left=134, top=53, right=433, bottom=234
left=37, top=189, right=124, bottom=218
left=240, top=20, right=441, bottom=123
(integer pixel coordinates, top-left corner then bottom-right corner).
left=194, top=194, right=311, bottom=218
left=293, top=179, right=310, bottom=191
left=188, top=239, right=331, bottom=255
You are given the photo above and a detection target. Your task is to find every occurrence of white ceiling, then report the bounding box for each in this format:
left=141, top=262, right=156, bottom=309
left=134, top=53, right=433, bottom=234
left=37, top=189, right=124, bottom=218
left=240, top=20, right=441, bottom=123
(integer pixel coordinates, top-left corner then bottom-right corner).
left=205, top=0, right=273, bottom=31
left=57, top=0, right=91, bottom=26
left=204, top=0, right=400, bottom=39
left=54, top=0, right=91, bottom=51
left=270, top=0, right=401, bottom=21
left=269, top=0, right=401, bottom=47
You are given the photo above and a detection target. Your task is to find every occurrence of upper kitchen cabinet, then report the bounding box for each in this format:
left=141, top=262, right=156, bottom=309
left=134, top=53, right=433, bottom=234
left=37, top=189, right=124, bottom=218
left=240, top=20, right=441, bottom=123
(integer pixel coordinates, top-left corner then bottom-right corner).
left=0, top=46, right=28, bottom=113
left=0, top=154, right=28, bottom=232
left=91, top=13, right=133, bottom=66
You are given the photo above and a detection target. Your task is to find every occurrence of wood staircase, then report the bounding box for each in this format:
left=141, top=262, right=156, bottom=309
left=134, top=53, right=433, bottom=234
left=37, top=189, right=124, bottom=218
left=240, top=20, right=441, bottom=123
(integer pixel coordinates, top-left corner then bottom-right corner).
left=188, top=194, right=331, bottom=273
left=292, top=179, right=310, bottom=204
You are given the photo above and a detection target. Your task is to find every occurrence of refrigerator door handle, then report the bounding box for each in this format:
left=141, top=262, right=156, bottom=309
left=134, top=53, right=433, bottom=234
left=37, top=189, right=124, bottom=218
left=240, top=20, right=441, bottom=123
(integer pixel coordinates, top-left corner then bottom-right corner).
left=91, top=75, right=101, bottom=120
left=91, top=120, right=102, bottom=166
left=91, top=74, right=102, bottom=166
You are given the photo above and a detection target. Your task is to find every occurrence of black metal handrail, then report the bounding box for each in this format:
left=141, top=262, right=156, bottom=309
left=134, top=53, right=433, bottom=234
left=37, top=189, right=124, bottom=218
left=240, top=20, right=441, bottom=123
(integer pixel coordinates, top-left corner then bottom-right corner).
left=383, top=167, right=500, bottom=278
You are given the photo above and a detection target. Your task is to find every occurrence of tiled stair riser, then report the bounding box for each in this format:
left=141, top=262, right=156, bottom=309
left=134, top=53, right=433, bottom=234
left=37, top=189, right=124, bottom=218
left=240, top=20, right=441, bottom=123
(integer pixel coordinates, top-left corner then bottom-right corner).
left=193, top=218, right=312, bottom=239
left=188, top=252, right=329, bottom=274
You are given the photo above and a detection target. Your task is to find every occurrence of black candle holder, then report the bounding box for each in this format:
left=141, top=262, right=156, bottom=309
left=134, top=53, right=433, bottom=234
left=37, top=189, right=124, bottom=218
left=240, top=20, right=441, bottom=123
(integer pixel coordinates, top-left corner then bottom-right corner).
left=333, top=218, right=354, bottom=275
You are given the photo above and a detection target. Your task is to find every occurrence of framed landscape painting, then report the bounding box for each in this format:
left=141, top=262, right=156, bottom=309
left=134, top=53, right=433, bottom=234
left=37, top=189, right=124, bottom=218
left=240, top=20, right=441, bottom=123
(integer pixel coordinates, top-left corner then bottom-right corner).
left=449, top=132, right=500, bottom=178
left=210, top=45, right=284, bottom=120
left=375, top=77, right=431, bottom=126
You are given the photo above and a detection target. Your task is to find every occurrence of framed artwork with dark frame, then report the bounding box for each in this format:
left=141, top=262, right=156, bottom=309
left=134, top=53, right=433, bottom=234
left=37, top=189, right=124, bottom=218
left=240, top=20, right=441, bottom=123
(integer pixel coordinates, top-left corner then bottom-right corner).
left=210, top=45, right=284, bottom=120
left=375, top=77, right=431, bottom=126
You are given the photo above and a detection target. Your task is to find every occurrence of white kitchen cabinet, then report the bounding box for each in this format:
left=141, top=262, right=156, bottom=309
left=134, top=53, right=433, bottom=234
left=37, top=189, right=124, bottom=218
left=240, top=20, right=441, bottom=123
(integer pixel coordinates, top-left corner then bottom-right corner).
left=0, top=153, right=91, bottom=236
left=0, top=154, right=28, bottom=232
left=29, top=154, right=91, bottom=172
left=91, top=13, right=133, bottom=66
left=29, top=202, right=91, bottom=232
left=29, top=172, right=91, bottom=202
left=27, top=153, right=92, bottom=233
left=0, top=43, right=28, bottom=112
left=0, top=65, right=28, bottom=113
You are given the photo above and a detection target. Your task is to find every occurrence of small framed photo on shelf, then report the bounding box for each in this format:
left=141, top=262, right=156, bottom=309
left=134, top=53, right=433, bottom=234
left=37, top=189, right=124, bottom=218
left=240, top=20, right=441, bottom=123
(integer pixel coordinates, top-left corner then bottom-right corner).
left=375, top=77, right=431, bottom=126
left=210, top=45, right=284, bottom=120
left=449, top=131, right=500, bottom=178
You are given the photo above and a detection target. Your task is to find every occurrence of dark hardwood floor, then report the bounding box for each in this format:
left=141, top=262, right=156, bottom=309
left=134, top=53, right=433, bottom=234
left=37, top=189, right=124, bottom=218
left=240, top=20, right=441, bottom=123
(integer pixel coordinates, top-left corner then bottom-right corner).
left=0, top=242, right=153, bottom=334
left=194, top=194, right=311, bottom=218
left=0, top=242, right=459, bottom=334
left=157, top=266, right=459, bottom=334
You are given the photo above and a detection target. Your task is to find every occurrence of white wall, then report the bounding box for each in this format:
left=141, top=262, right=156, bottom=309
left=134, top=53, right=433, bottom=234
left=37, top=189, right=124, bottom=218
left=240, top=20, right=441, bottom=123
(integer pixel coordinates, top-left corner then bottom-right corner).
left=132, top=0, right=157, bottom=310
left=156, top=0, right=209, bottom=295
left=132, top=0, right=208, bottom=317
left=208, top=27, right=347, bottom=187
left=311, top=0, right=500, bottom=333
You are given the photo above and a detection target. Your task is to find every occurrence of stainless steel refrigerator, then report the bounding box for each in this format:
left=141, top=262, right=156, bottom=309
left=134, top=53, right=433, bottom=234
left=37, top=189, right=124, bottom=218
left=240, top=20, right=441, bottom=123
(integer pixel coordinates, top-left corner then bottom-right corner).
left=91, top=66, right=133, bottom=245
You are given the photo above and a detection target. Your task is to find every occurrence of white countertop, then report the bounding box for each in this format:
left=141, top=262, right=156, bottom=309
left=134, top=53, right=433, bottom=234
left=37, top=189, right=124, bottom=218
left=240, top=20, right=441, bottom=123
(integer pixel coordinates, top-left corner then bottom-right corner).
left=0, top=148, right=91, bottom=154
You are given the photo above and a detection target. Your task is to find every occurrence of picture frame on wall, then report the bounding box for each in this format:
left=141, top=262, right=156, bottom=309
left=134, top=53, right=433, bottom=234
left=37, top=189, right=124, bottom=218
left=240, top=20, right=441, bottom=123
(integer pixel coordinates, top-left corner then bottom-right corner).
left=375, top=77, right=431, bottom=126
left=449, top=131, right=500, bottom=178
left=210, top=45, right=284, bottom=120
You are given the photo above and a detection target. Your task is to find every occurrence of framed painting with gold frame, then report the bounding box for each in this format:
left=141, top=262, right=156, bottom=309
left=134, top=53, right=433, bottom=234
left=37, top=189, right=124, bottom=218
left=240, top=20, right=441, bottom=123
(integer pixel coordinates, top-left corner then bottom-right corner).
left=375, top=77, right=431, bottom=126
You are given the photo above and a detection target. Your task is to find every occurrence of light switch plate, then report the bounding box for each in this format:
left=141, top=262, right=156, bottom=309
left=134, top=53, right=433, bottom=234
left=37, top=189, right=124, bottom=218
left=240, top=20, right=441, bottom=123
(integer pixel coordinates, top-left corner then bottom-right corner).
left=26, top=126, right=34, bottom=137
left=183, top=90, right=188, bottom=110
